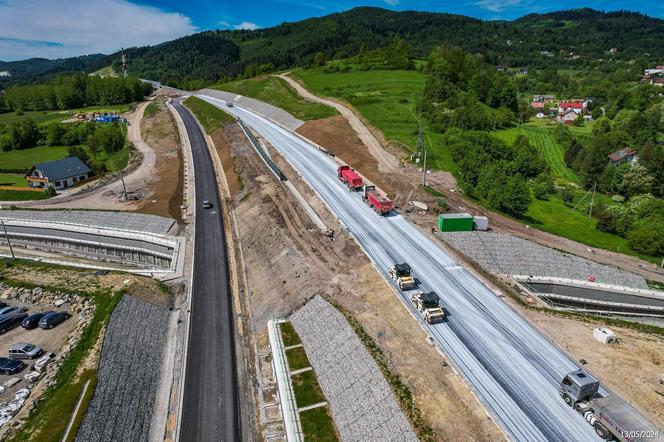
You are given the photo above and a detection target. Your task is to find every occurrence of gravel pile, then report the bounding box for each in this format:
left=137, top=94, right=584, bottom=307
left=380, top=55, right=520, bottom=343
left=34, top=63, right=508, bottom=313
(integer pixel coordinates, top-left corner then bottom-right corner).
left=290, top=296, right=417, bottom=442
left=439, top=231, right=648, bottom=289
left=0, top=210, right=175, bottom=235
left=76, top=295, right=169, bottom=442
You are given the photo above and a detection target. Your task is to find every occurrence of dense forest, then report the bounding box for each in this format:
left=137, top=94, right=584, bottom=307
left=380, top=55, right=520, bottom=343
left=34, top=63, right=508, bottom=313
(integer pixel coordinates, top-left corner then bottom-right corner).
left=0, top=75, right=152, bottom=112
left=0, top=54, right=105, bottom=90
left=2, top=8, right=664, bottom=89
left=81, top=7, right=664, bottom=88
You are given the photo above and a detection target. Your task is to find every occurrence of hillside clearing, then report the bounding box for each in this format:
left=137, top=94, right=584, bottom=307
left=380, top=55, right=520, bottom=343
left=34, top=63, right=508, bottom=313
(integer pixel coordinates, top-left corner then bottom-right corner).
left=0, top=145, right=69, bottom=172
left=291, top=68, right=457, bottom=173
left=213, top=76, right=337, bottom=121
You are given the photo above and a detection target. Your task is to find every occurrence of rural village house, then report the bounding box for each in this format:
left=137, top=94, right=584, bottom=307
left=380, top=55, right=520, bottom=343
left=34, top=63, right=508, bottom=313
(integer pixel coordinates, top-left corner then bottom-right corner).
left=26, top=157, right=92, bottom=190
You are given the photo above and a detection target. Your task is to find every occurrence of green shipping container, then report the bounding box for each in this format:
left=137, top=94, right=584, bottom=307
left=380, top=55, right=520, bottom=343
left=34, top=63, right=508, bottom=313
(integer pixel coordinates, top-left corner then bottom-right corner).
left=438, top=213, right=474, bottom=232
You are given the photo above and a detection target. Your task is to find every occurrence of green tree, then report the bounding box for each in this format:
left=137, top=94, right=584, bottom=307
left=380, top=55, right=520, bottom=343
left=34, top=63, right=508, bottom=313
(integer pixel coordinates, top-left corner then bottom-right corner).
left=488, top=175, right=532, bottom=217
left=628, top=216, right=664, bottom=256
left=618, top=165, right=654, bottom=198
left=46, top=122, right=66, bottom=146
left=10, top=119, right=40, bottom=149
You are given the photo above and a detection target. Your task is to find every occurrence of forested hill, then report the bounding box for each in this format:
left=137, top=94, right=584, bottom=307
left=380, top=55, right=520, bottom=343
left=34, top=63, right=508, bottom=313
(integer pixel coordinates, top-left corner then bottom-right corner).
left=0, top=54, right=105, bottom=89
left=6, top=7, right=664, bottom=88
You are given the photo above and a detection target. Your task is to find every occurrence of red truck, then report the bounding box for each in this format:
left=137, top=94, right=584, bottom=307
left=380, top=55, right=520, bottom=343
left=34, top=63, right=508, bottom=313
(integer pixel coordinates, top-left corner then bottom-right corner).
left=337, top=166, right=363, bottom=191
left=363, top=185, right=393, bottom=215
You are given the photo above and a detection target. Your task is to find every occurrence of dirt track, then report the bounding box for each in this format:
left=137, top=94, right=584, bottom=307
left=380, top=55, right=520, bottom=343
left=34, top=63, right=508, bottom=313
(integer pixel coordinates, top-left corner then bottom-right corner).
left=282, top=73, right=664, bottom=284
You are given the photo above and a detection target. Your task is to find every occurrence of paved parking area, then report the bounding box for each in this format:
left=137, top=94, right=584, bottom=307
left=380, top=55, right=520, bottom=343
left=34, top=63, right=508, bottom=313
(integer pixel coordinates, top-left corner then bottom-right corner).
left=0, top=302, right=74, bottom=399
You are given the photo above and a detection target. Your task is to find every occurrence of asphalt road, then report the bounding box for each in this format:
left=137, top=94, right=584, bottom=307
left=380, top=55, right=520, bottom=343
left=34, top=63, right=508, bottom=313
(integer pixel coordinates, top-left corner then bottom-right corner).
left=173, top=99, right=241, bottom=441
left=199, top=94, right=603, bottom=442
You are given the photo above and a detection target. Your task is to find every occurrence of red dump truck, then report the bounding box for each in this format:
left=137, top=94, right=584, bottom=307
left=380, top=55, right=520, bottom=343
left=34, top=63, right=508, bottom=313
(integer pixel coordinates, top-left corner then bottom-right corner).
left=363, top=185, right=393, bottom=215
left=337, top=166, right=364, bottom=191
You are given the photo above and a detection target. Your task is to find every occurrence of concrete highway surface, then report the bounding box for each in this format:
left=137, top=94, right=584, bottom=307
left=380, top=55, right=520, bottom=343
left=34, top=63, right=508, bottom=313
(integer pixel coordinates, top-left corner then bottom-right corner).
left=199, top=94, right=602, bottom=441
left=173, top=100, right=241, bottom=441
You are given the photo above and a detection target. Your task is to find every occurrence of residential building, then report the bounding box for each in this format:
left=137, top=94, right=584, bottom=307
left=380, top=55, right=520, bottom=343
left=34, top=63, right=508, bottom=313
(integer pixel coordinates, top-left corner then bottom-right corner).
left=558, top=102, right=584, bottom=114
left=644, top=66, right=664, bottom=76
left=25, top=157, right=92, bottom=190
left=607, top=148, right=638, bottom=166
left=651, top=77, right=664, bottom=87
left=557, top=109, right=578, bottom=124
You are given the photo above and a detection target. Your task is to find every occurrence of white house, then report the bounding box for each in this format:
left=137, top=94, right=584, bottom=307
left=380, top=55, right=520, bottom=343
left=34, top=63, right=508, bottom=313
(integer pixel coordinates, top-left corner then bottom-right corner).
left=26, top=157, right=92, bottom=190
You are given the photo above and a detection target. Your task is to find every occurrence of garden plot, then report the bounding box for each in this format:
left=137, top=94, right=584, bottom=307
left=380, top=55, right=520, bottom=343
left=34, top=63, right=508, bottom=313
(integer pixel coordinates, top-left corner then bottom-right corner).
left=76, top=295, right=169, bottom=442
left=439, top=231, right=648, bottom=289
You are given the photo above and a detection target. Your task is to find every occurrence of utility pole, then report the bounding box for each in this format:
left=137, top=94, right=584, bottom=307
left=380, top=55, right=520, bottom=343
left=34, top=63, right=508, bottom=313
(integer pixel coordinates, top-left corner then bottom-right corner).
left=0, top=220, right=15, bottom=260
left=422, top=146, right=427, bottom=187
left=120, top=171, right=128, bottom=200
left=121, top=48, right=128, bottom=78
left=588, top=181, right=597, bottom=219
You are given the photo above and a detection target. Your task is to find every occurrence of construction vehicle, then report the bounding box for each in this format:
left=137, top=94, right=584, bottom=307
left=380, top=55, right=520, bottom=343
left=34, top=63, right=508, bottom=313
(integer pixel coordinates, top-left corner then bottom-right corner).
left=337, top=166, right=363, bottom=191
left=560, top=370, right=663, bottom=441
left=363, top=185, right=393, bottom=215
left=389, top=263, right=416, bottom=290
left=411, top=291, right=445, bottom=324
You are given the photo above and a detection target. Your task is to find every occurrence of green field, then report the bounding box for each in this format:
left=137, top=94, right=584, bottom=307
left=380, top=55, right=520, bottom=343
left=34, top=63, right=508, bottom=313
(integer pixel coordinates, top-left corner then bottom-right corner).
left=493, top=124, right=579, bottom=182
left=299, top=408, right=339, bottom=442
left=183, top=96, right=235, bottom=133
left=0, top=145, right=69, bottom=171
left=525, top=192, right=652, bottom=261
left=213, top=76, right=338, bottom=121
left=0, top=104, right=133, bottom=126
left=286, top=346, right=311, bottom=371
left=0, top=173, right=28, bottom=186
left=291, top=68, right=457, bottom=172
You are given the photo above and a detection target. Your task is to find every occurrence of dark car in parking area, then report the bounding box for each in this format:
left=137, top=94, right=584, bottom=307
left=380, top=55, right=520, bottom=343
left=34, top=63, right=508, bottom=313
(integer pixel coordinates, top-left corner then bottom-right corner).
left=0, top=357, right=25, bottom=375
left=22, top=312, right=51, bottom=330
left=38, top=311, right=70, bottom=329
left=0, top=306, right=27, bottom=317
left=0, top=313, right=29, bottom=334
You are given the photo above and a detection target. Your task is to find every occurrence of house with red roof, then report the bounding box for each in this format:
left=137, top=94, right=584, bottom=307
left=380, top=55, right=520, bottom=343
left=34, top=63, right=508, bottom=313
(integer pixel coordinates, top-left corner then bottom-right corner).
left=607, top=148, right=638, bottom=166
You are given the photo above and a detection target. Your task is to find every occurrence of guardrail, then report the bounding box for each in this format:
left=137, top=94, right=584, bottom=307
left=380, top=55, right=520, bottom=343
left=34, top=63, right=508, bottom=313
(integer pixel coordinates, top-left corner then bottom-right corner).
left=237, top=118, right=287, bottom=181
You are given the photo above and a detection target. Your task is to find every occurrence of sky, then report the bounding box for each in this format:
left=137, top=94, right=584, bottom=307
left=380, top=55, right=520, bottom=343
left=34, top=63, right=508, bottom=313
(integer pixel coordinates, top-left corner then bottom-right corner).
left=1, top=0, right=663, bottom=61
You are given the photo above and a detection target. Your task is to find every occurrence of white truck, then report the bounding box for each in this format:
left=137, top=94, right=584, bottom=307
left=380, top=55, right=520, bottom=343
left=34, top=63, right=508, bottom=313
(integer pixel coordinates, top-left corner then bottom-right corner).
left=411, top=291, right=445, bottom=324
left=389, top=263, right=416, bottom=290
left=560, top=370, right=663, bottom=441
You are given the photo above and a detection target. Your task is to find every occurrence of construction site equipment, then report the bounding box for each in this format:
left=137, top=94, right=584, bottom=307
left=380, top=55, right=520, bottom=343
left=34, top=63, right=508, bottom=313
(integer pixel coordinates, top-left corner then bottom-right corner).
left=363, top=185, right=393, bottom=215
left=411, top=291, right=445, bottom=324
left=560, top=370, right=663, bottom=441
left=592, top=327, right=616, bottom=344
left=337, top=166, right=363, bottom=191
left=409, top=201, right=428, bottom=211
left=389, top=263, right=416, bottom=290
left=473, top=216, right=489, bottom=231
left=438, top=213, right=474, bottom=232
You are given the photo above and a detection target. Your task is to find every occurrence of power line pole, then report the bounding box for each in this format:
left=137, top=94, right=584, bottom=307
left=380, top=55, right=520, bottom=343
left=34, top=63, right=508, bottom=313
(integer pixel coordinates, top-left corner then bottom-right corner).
left=588, top=181, right=597, bottom=219
left=422, top=145, right=427, bottom=187
left=0, top=220, right=15, bottom=260
left=120, top=171, right=128, bottom=200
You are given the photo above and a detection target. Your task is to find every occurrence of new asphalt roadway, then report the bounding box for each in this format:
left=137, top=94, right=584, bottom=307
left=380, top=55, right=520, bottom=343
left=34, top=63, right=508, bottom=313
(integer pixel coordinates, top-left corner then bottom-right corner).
left=200, top=94, right=604, bottom=442
left=173, top=99, right=241, bottom=441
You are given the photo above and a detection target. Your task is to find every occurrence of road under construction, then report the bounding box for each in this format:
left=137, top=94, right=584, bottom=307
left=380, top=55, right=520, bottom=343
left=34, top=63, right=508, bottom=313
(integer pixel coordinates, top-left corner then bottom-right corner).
left=197, top=93, right=658, bottom=442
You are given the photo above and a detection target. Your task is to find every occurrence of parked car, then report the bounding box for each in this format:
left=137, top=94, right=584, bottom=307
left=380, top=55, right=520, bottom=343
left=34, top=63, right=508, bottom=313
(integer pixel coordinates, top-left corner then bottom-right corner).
left=0, top=357, right=25, bottom=375
left=9, top=343, right=44, bottom=360
left=0, top=313, right=29, bottom=333
left=22, top=312, right=51, bottom=330
left=202, top=200, right=213, bottom=209
left=0, top=306, right=26, bottom=317
left=38, top=311, right=70, bottom=329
